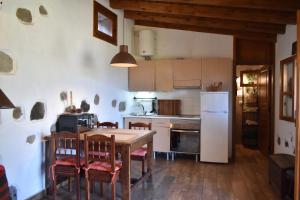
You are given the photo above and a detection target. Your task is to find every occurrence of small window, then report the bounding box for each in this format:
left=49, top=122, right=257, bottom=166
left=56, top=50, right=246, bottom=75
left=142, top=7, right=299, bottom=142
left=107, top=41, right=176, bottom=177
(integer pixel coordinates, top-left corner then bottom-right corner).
left=280, top=55, right=297, bottom=122
left=93, top=1, right=117, bottom=45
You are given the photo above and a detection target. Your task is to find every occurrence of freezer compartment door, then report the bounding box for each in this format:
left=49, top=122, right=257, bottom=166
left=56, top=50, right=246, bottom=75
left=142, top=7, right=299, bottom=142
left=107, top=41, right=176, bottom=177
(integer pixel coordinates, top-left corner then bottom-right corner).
left=200, top=92, right=228, bottom=113
left=200, top=112, right=228, bottom=163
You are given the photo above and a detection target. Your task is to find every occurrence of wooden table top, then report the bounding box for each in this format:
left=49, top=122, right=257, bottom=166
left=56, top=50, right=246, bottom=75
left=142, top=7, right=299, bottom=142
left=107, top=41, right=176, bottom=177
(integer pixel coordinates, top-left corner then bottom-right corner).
left=44, top=128, right=156, bottom=145
left=82, top=128, right=156, bottom=145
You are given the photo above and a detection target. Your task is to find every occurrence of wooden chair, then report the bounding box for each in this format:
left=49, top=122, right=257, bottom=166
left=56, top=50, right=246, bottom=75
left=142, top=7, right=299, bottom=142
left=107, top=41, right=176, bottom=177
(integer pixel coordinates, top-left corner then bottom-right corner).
left=97, top=121, right=119, bottom=129
left=129, top=122, right=152, bottom=176
left=84, top=134, right=121, bottom=200
left=50, top=131, right=82, bottom=200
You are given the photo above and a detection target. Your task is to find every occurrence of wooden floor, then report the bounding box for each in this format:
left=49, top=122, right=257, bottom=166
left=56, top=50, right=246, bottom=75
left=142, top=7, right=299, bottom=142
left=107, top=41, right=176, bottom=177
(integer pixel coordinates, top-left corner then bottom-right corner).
left=40, top=145, right=279, bottom=200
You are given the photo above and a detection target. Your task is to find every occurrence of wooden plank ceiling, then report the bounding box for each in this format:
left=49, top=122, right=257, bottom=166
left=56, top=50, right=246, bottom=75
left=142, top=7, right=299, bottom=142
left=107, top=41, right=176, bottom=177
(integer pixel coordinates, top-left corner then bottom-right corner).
left=109, top=0, right=299, bottom=42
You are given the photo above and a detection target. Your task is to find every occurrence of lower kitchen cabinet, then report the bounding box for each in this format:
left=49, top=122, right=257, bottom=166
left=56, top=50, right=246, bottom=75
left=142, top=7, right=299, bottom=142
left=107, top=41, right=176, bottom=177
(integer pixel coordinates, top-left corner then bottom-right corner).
left=152, top=118, right=171, bottom=153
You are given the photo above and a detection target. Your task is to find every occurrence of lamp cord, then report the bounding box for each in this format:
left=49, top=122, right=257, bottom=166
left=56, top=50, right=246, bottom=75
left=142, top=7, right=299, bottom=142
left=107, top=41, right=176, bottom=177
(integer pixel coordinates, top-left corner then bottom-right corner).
left=122, top=16, right=125, bottom=45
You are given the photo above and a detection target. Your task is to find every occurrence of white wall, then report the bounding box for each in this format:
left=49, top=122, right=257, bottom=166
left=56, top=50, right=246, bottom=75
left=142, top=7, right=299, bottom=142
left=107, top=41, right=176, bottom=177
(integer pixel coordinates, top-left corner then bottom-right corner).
left=0, top=0, right=133, bottom=199
left=133, top=26, right=233, bottom=59
left=275, top=25, right=297, bottom=155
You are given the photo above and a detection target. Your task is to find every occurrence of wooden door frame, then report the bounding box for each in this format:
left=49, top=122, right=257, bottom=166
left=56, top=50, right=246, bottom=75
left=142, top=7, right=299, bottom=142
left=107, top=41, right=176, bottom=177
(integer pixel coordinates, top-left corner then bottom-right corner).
left=295, top=9, right=300, bottom=200
left=232, top=38, right=275, bottom=161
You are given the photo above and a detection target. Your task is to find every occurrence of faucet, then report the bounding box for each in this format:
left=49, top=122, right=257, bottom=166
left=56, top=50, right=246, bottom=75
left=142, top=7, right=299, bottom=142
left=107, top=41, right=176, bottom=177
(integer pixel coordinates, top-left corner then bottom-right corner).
left=137, top=102, right=145, bottom=115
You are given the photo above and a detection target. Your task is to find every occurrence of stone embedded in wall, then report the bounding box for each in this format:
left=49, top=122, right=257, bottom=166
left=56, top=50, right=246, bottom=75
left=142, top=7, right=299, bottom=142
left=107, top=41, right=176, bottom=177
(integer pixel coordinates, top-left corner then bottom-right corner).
left=112, top=99, right=117, bottom=108
left=0, top=51, right=13, bottom=73
left=39, top=5, right=48, bottom=16
left=94, top=94, right=100, bottom=105
left=60, top=91, right=68, bottom=101
left=12, top=106, right=24, bottom=120
left=30, top=102, right=45, bottom=120
left=118, top=101, right=126, bottom=112
left=26, top=135, right=36, bottom=144
left=277, top=136, right=281, bottom=145
left=285, top=140, right=289, bottom=148
left=16, top=8, right=32, bottom=24
left=80, top=100, right=90, bottom=112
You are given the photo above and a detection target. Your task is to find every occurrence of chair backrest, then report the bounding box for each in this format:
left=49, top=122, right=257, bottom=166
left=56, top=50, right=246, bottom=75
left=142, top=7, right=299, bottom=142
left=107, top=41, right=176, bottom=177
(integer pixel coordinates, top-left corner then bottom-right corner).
left=84, top=134, right=116, bottom=171
left=97, top=121, right=118, bottom=129
left=129, top=122, right=152, bottom=130
left=51, top=131, right=80, bottom=166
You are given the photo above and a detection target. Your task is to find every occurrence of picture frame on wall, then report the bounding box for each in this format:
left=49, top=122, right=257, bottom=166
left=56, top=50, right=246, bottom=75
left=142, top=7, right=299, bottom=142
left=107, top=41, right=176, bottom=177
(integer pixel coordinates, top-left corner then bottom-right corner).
left=93, top=1, right=117, bottom=46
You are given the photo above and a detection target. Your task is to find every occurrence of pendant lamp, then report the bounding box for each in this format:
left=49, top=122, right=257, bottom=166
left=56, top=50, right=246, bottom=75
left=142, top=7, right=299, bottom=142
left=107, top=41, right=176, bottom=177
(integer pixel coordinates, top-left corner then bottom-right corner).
left=0, top=89, right=15, bottom=109
left=110, top=17, right=137, bottom=67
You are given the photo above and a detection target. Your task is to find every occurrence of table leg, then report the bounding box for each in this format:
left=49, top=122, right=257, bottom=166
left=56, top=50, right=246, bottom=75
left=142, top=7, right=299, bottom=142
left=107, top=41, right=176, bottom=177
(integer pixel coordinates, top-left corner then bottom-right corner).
left=45, top=140, right=52, bottom=195
left=147, top=141, right=153, bottom=173
left=120, top=145, right=131, bottom=200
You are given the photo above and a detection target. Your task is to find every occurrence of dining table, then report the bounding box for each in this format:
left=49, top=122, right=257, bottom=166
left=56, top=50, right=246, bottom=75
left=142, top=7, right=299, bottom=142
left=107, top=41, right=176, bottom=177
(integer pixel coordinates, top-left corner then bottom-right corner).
left=44, top=128, right=156, bottom=200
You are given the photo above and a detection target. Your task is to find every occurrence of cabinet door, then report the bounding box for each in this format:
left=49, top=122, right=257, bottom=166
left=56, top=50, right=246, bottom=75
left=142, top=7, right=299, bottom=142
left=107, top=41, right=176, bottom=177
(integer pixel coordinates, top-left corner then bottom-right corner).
left=173, top=59, right=202, bottom=88
left=202, top=58, right=233, bottom=91
left=128, top=60, right=155, bottom=91
left=152, top=118, right=171, bottom=152
left=155, top=60, right=173, bottom=91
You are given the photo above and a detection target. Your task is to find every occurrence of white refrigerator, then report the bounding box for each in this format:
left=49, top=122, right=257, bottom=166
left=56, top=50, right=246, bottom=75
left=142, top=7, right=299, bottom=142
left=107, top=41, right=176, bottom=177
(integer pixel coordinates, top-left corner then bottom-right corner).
left=200, top=92, right=229, bottom=163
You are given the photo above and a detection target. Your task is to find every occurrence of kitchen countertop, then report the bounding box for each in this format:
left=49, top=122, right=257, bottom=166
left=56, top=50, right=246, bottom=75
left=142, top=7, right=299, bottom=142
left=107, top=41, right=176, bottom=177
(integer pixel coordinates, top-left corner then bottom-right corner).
left=123, top=114, right=201, bottom=120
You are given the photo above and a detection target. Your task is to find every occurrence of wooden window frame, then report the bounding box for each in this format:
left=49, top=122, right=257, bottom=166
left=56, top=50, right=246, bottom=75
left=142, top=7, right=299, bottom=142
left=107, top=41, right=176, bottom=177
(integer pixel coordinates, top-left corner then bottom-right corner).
left=279, top=55, right=296, bottom=122
left=93, top=1, right=117, bottom=46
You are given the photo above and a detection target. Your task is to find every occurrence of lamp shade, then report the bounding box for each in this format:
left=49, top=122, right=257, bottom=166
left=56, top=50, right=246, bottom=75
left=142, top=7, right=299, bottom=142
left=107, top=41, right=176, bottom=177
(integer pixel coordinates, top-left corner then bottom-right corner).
left=110, top=45, right=138, bottom=67
left=0, top=89, right=15, bottom=109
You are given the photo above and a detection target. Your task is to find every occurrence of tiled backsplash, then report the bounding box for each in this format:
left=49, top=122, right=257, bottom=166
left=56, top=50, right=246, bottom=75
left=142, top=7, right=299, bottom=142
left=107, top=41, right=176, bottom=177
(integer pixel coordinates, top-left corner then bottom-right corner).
left=129, top=89, right=201, bottom=115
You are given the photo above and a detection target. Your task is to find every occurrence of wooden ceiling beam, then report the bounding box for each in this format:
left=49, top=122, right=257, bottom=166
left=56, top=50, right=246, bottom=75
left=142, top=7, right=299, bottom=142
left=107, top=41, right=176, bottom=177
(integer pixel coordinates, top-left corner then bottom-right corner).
left=110, top=0, right=296, bottom=25
left=136, top=0, right=300, bottom=12
left=135, top=20, right=277, bottom=43
left=125, top=10, right=286, bottom=34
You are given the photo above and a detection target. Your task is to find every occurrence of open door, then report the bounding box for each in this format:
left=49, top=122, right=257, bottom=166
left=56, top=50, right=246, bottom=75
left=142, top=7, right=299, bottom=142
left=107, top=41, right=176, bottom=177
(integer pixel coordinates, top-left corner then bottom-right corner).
left=258, top=66, right=272, bottom=156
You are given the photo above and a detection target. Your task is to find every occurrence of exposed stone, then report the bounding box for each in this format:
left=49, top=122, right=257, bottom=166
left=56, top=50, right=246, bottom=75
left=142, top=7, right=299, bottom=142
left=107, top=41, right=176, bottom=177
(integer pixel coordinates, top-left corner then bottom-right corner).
left=16, top=8, right=32, bottom=24
left=60, top=91, right=68, bottom=101
left=39, top=5, right=48, bottom=16
left=30, top=102, right=45, bottom=120
left=285, top=140, right=289, bottom=147
left=277, top=136, right=281, bottom=145
left=118, top=101, right=126, bottom=112
left=94, top=94, right=100, bottom=105
left=12, top=107, right=23, bottom=120
left=26, top=135, right=36, bottom=144
left=0, top=51, right=13, bottom=73
left=80, top=100, right=90, bottom=112
left=112, top=99, right=117, bottom=108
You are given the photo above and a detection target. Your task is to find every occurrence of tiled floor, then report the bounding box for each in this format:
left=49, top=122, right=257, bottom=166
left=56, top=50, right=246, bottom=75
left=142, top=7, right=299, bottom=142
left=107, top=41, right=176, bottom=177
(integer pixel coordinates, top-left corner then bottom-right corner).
left=40, top=145, right=279, bottom=200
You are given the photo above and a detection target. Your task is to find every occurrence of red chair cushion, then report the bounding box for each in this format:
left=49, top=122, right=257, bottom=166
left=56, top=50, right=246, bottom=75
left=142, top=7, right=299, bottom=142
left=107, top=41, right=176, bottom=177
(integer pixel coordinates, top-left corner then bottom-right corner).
left=55, top=157, right=85, bottom=166
left=88, top=151, right=109, bottom=158
left=0, top=165, right=10, bottom=200
left=131, top=147, right=147, bottom=157
left=88, top=160, right=122, bottom=172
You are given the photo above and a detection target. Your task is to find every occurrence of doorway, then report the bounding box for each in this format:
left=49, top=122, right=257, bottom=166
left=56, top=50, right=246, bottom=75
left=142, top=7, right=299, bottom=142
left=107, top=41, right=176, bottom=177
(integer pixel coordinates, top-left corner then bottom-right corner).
left=235, top=65, right=273, bottom=156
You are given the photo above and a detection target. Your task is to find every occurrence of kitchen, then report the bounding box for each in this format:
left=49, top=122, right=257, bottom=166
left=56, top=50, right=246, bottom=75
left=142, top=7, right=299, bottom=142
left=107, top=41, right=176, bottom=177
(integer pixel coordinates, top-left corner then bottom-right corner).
left=0, top=0, right=299, bottom=200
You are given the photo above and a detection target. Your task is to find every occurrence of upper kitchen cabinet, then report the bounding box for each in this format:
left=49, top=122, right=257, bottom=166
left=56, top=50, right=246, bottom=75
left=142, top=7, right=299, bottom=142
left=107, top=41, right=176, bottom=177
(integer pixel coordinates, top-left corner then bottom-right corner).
left=173, top=59, right=202, bottom=88
left=202, top=58, right=233, bottom=91
left=128, top=60, right=156, bottom=91
left=155, top=60, right=173, bottom=92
